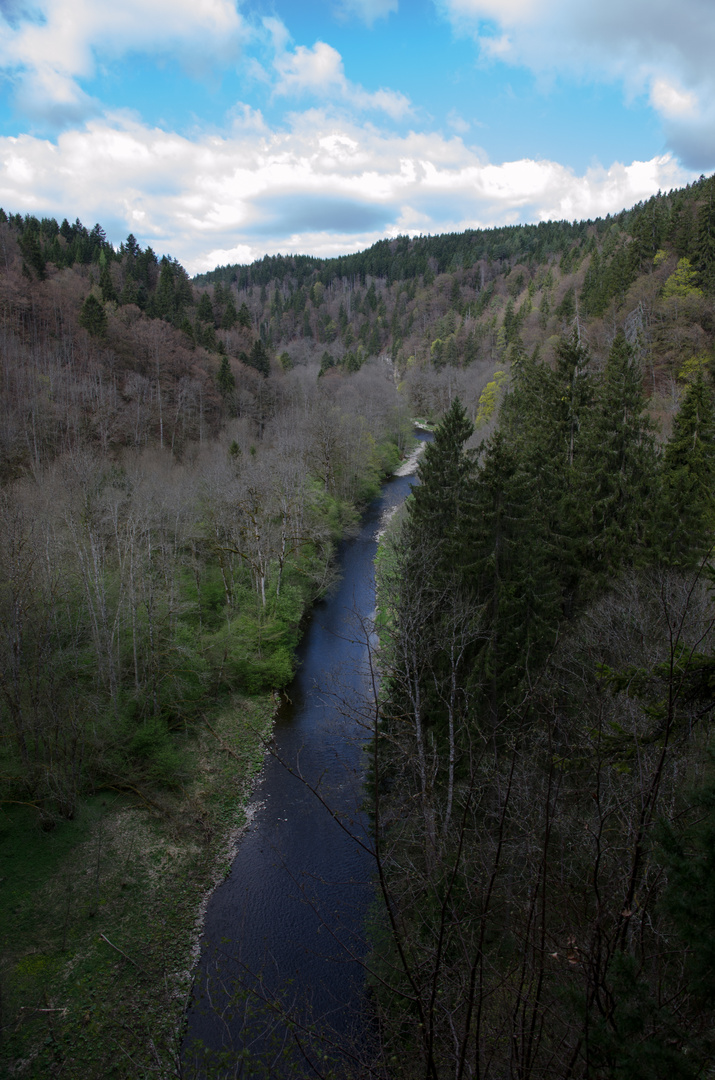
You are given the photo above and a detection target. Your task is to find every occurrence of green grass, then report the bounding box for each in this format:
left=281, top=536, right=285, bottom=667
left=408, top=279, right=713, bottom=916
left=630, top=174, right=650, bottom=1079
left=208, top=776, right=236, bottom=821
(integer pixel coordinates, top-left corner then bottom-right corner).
left=0, top=695, right=275, bottom=1079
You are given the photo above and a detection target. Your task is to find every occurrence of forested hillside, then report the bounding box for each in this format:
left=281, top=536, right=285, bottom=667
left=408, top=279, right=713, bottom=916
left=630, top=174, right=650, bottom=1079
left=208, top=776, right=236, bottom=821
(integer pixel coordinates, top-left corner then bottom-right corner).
left=196, top=173, right=715, bottom=412
left=0, top=207, right=417, bottom=1076
left=363, top=183, right=715, bottom=1077
left=0, top=209, right=417, bottom=821
left=2, top=171, right=715, bottom=1077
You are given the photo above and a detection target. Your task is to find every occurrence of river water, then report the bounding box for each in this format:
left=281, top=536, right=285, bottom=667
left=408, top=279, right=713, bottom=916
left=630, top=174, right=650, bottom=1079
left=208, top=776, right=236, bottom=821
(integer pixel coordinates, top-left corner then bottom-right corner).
left=183, top=433, right=429, bottom=1079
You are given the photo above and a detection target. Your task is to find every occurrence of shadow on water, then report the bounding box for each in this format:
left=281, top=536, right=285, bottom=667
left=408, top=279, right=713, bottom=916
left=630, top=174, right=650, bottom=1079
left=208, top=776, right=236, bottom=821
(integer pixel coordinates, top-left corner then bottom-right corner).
left=182, top=432, right=431, bottom=1079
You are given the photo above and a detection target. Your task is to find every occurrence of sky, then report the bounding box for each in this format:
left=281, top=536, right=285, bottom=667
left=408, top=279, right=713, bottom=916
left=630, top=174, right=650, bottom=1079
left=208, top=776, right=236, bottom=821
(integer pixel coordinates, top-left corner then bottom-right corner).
left=0, top=0, right=713, bottom=275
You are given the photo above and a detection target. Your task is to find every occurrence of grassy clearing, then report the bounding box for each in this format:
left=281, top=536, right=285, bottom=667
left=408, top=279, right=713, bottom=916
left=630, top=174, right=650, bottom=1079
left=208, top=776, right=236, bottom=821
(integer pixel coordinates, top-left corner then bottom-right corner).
left=0, top=695, right=276, bottom=1079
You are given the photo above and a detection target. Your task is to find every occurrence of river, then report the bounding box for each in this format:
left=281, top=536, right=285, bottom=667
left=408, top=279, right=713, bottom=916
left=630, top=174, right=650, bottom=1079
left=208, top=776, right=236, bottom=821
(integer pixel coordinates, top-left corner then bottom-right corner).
left=183, top=431, right=430, bottom=1079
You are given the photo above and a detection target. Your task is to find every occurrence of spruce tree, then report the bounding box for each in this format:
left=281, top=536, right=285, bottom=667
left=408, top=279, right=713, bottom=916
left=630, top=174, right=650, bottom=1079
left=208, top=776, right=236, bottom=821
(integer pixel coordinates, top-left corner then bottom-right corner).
left=99, top=259, right=118, bottom=303
left=696, top=178, right=715, bottom=293
left=406, top=397, right=475, bottom=574
left=575, top=332, right=656, bottom=589
left=393, top=399, right=478, bottom=753
left=246, top=339, right=270, bottom=378
left=500, top=342, right=580, bottom=616
left=79, top=293, right=108, bottom=338
left=657, top=368, right=715, bottom=567
left=196, top=291, right=214, bottom=324
left=468, top=428, right=561, bottom=722
left=216, top=354, right=235, bottom=397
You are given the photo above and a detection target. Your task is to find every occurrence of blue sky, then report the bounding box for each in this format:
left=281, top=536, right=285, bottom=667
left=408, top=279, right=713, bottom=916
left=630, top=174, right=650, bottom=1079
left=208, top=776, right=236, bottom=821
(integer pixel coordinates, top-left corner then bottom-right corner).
left=0, top=0, right=712, bottom=273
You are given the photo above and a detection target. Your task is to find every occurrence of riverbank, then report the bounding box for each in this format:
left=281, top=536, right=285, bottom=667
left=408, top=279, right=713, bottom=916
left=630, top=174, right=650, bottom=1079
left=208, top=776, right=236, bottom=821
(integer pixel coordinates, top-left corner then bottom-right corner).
left=0, top=694, right=276, bottom=1079
left=1, top=439, right=424, bottom=1079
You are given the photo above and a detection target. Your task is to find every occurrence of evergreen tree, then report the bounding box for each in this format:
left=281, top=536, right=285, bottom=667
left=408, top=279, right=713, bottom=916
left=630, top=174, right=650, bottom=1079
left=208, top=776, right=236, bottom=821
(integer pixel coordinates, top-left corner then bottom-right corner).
left=196, top=291, right=214, bottom=324
left=153, top=258, right=175, bottom=319
left=657, top=368, right=715, bottom=567
left=575, top=332, right=656, bottom=588
left=19, top=227, right=46, bottom=280
left=221, top=294, right=238, bottom=329
left=659, top=764, right=715, bottom=1009
left=553, top=330, right=592, bottom=471
left=99, top=258, right=118, bottom=303
left=216, top=354, right=235, bottom=397
left=124, top=232, right=140, bottom=258
left=696, top=179, right=715, bottom=293
left=406, top=398, right=475, bottom=575
left=78, top=293, right=108, bottom=338
left=468, top=427, right=561, bottom=722
left=245, top=340, right=270, bottom=378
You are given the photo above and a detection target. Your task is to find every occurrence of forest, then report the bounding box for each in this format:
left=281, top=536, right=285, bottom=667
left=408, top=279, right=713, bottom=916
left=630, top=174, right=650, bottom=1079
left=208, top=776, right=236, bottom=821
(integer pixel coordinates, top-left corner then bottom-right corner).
left=1, top=170, right=715, bottom=1077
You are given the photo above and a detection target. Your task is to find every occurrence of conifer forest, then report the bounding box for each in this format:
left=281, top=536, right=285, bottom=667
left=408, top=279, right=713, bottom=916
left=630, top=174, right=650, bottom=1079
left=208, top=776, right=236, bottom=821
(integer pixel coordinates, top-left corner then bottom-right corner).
left=2, top=173, right=715, bottom=1077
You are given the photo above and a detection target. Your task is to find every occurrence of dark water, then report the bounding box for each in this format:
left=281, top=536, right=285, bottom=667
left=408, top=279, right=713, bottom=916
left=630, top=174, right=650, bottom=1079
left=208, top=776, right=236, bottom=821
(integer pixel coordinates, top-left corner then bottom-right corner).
left=183, top=434, right=429, bottom=1079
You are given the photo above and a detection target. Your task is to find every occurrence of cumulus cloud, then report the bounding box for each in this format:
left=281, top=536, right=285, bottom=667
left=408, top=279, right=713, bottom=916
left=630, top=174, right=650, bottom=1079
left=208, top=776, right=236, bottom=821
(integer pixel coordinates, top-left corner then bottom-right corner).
left=0, top=112, right=696, bottom=274
left=0, top=0, right=245, bottom=124
left=438, top=0, right=715, bottom=169
left=271, top=32, right=411, bottom=119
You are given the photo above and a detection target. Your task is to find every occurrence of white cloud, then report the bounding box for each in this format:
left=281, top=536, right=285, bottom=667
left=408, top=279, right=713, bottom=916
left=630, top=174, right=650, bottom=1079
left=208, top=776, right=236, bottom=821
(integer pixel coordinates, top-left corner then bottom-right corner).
left=438, top=0, right=715, bottom=168
left=650, top=78, right=697, bottom=119
left=272, top=36, right=411, bottom=119
left=0, top=0, right=245, bottom=123
left=335, top=0, right=398, bottom=26
left=0, top=112, right=696, bottom=274
left=274, top=41, right=346, bottom=95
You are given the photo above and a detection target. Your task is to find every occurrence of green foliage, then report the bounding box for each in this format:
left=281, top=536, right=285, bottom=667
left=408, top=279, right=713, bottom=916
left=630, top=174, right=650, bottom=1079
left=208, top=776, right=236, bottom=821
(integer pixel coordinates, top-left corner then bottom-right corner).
left=658, top=760, right=715, bottom=1006
left=19, top=225, right=47, bottom=280
left=246, top=338, right=270, bottom=377
left=585, top=953, right=702, bottom=1080
left=196, top=290, right=214, bottom=323
left=696, top=180, right=715, bottom=292
left=657, top=367, right=715, bottom=566
left=0, top=694, right=276, bottom=1079
left=407, top=398, right=474, bottom=564
left=216, top=353, right=235, bottom=396
left=574, top=331, right=657, bottom=586
left=475, top=369, right=507, bottom=427
left=99, top=260, right=117, bottom=303
left=663, top=257, right=703, bottom=299
left=78, top=293, right=107, bottom=337
left=319, top=350, right=335, bottom=376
